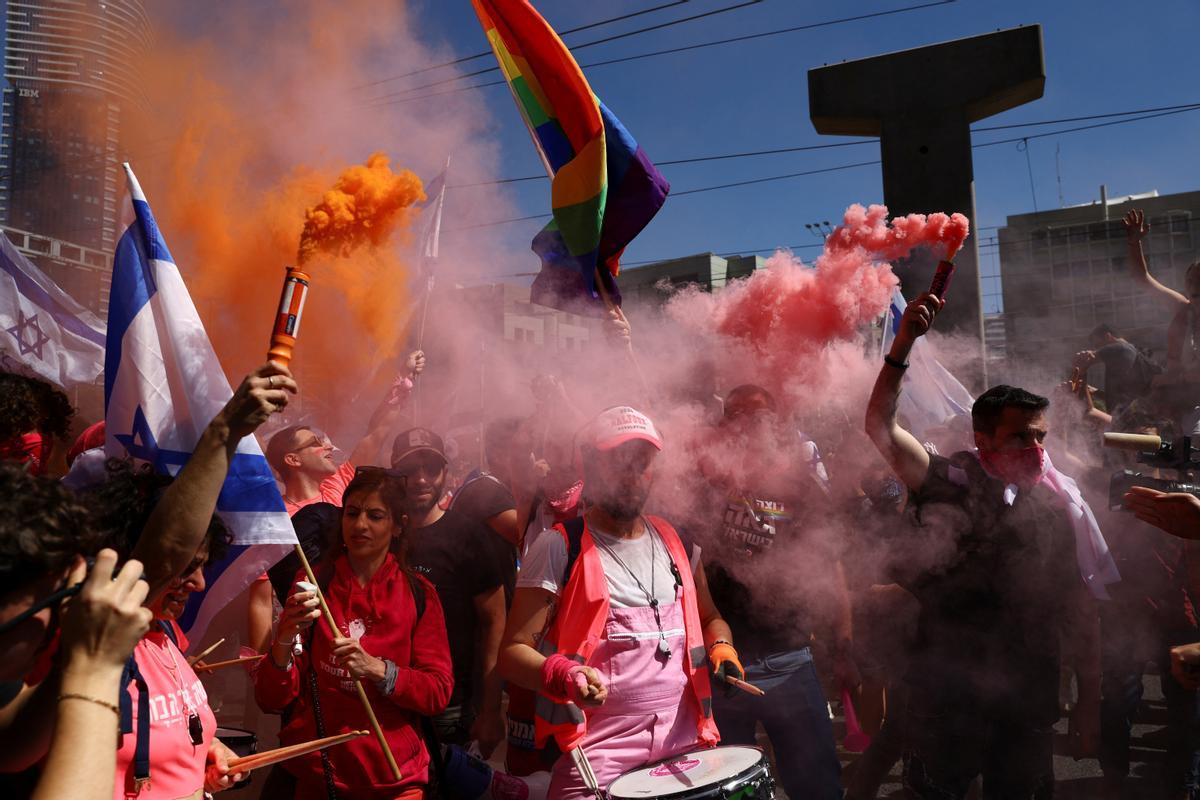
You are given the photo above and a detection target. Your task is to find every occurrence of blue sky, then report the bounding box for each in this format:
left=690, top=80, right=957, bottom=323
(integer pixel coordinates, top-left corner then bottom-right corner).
left=389, top=1, right=1200, bottom=308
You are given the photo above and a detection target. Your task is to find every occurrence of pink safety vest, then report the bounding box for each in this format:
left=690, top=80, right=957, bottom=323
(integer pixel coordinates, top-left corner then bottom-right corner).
left=534, top=515, right=719, bottom=752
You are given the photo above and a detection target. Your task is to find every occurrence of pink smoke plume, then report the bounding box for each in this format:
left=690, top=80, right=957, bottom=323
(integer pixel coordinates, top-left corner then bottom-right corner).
left=826, top=203, right=971, bottom=261
left=665, top=203, right=970, bottom=394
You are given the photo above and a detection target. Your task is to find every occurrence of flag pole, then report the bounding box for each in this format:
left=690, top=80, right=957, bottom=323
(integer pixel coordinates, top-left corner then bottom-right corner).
left=292, top=546, right=403, bottom=781
left=593, top=266, right=651, bottom=404
left=267, top=268, right=403, bottom=782
left=412, top=279, right=432, bottom=426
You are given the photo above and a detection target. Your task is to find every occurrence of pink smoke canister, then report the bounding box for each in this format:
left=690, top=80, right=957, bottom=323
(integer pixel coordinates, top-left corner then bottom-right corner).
left=928, top=260, right=956, bottom=301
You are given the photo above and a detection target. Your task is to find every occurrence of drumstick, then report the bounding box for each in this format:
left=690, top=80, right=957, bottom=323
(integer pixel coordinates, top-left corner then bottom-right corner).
left=725, top=674, right=766, bottom=696
left=187, top=637, right=226, bottom=666
left=572, top=746, right=603, bottom=799
left=227, top=730, right=368, bottom=773
left=193, top=655, right=265, bottom=673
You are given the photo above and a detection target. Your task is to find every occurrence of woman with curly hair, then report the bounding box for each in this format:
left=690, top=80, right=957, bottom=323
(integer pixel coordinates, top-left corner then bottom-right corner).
left=256, top=468, right=454, bottom=800
left=88, top=460, right=250, bottom=799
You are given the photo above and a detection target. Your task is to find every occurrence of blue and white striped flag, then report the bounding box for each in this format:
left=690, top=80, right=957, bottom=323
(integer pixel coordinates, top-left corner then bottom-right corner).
left=104, top=163, right=295, bottom=647
left=881, top=287, right=974, bottom=438
left=0, top=232, right=105, bottom=386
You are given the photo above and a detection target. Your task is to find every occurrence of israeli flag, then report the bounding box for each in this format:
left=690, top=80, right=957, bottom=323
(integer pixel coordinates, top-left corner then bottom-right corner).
left=0, top=231, right=105, bottom=386
left=881, top=287, right=975, bottom=438
left=105, top=163, right=295, bottom=646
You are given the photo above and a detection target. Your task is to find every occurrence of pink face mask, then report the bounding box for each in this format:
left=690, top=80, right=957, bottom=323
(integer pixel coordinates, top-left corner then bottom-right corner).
left=0, top=432, right=49, bottom=475
left=978, top=445, right=1046, bottom=489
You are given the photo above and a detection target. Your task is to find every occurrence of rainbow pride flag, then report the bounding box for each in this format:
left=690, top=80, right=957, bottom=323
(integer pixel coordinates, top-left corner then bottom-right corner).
left=471, top=0, right=670, bottom=312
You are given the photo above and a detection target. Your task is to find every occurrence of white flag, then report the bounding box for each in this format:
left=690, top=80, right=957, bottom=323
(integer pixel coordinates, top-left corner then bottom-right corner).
left=0, top=232, right=105, bottom=386
left=881, top=287, right=975, bottom=438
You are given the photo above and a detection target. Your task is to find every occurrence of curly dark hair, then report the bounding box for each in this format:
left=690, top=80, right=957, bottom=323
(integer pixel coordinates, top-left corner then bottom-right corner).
left=0, top=372, right=76, bottom=442
left=0, top=461, right=98, bottom=594
left=25, top=375, right=74, bottom=440
left=84, top=458, right=231, bottom=566
left=0, top=372, right=41, bottom=442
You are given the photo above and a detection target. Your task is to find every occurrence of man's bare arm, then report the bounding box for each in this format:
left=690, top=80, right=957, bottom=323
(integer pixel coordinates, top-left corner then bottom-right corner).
left=865, top=293, right=942, bottom=492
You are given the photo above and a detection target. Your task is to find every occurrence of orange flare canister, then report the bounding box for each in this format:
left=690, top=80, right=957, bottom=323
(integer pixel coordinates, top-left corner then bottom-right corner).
left=267, top=266, right=310, bottom=368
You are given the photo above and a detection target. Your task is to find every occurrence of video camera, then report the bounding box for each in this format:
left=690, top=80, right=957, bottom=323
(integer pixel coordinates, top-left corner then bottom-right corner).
left=1103, top=433, right=1200, bottom=510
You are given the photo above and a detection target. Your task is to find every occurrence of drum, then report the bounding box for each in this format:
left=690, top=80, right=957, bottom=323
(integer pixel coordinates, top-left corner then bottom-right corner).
left=607, top=746, right=774, bottom=800
left=215, top=727, right=257, bottom=789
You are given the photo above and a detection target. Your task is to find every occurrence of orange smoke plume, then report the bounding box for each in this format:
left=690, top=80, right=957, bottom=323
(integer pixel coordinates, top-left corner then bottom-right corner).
left=298, top=153, right=425, bottom=265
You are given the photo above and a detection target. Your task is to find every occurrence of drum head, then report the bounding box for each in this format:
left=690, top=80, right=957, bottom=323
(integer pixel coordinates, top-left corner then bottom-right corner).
left=608, top=746, right=764, bottom=799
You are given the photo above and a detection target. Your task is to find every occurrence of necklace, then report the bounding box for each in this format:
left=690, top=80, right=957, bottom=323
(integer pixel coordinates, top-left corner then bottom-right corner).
left=591, top=519, right=672, bottom=660
left=144, top=630, right=204, bottom=746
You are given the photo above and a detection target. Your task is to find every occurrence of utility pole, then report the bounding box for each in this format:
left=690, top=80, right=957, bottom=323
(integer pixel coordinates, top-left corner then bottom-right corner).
left=809, top=25, right=1046, bottom=387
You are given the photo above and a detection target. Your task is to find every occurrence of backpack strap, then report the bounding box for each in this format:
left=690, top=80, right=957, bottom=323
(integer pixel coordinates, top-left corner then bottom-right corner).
left=120, top=653, right=151, bottom=791
left=559, top=516, right=587, bottom=589
left=405, top=572, right=427, bottom=622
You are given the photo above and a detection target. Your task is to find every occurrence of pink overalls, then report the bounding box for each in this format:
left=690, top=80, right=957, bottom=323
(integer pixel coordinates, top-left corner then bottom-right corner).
left=549, top=587, right=701, bottom=799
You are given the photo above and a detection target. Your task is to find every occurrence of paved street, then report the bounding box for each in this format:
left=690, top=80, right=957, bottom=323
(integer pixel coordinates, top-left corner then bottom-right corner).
left=825, top=674, right=1174, bottom=799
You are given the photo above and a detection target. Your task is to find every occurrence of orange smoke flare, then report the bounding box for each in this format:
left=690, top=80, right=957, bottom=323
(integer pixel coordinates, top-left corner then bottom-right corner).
left=298, top=153, right=425, bottom=265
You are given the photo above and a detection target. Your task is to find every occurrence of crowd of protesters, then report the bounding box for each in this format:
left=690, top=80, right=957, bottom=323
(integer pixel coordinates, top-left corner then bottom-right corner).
left=4, top=207, right=1200, bottom=800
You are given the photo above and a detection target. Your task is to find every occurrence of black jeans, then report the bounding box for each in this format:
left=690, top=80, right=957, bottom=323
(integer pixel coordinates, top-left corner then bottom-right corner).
left=904, top=701, right=1054, bottom=800
left=432, top=704, right=475, bottom=748
left=712, top=648, right=842, bottom=800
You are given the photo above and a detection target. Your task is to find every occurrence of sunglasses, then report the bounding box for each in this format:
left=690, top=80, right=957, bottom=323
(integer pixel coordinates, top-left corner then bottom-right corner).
left=353, top=465, right=409, bottom=485
left=0, top=558, right=93, bottom=638
left=289, top=429, right=330, bottom=455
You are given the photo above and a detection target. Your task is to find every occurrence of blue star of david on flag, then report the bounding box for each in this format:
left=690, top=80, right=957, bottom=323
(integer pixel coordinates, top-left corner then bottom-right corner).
left=104, top=163, right=295, bottom=645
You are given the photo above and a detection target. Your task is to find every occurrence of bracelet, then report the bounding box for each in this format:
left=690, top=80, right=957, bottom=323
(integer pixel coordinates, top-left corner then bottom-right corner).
left=883, top=354, right=909, bottom=370
left=268, top=647, right=294, bottom=671
left=58, top=692, right=119, bottom=716
left=708, top=639, right=732, bottom=652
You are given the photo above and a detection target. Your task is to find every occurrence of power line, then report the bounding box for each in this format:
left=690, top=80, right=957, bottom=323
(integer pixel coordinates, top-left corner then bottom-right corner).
left=365, top=0, right=766, bottom=103
left=612, top=216, right=1200, bottom=272
left=352, top=1, right=691, bottom=91
left=364, top=0, right=954, bottom=108
left=448, top=103, right=1200, bottom=231
left=453, top=101, right=1200, bottom=188
left=448, top=158, right=881, bottom=230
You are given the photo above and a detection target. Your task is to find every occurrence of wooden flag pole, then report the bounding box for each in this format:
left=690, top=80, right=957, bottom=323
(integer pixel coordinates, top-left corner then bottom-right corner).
left=267, top=266, right=403, bottom=782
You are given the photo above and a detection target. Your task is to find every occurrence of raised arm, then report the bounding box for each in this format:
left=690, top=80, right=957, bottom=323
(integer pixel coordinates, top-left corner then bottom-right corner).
left=865, top=293, right=941, bottom=492
left=134, top=363, right=296, bottom=603
left=1125, top=209, right=1189, bottom=309
left=350, top=350, right=425, bottom=467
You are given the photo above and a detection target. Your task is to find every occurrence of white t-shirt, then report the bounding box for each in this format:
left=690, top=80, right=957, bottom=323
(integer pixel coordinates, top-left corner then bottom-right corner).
left=517, top=518, right=702, bottom=608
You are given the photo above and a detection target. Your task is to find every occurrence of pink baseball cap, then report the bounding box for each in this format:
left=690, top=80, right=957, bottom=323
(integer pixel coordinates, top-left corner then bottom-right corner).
left=584, top=406, right=663, bottom=452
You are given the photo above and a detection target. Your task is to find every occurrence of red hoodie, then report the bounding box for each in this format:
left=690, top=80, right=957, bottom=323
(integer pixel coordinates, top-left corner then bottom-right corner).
left=255, top=555, right=453, bottom=796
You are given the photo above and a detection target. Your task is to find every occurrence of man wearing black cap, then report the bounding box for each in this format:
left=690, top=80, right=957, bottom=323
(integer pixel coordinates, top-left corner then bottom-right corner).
left=392, top=427, right=512, bottom=757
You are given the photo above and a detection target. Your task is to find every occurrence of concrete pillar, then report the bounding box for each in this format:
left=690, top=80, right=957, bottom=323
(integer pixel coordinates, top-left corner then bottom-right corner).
left=809, top=25, right=1045, bottom=356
